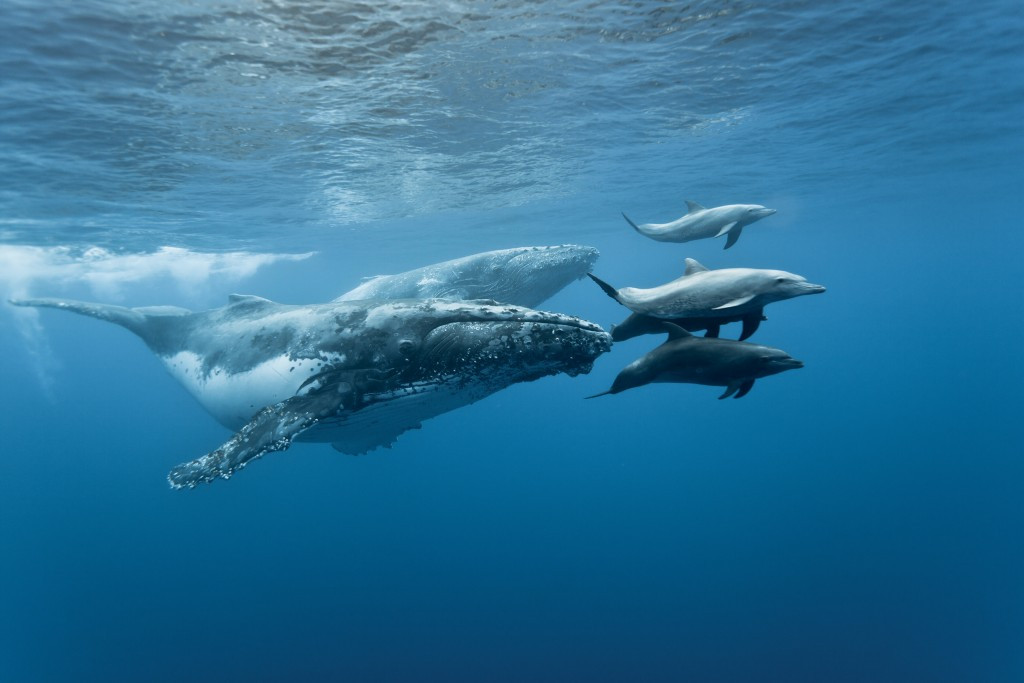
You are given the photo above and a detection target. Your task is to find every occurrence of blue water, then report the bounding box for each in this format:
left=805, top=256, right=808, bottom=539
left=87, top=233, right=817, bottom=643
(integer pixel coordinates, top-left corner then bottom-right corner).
left=1, top=1, right=1022, bottom=681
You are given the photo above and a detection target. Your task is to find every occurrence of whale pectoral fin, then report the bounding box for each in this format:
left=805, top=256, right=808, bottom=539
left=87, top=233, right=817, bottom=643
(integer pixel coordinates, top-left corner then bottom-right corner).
left=734, top=379, right=755, bottom=399
left=712, top=295, right=755, bottom=310
left=704, top=323, right=721, bottom=338
left=739, top=309, right=764, bottom=340
left=714, top=221, right=738, bottom=238
left=723, top=226, right=743, bottom=249
left=167, top=390, right=349, bottom=489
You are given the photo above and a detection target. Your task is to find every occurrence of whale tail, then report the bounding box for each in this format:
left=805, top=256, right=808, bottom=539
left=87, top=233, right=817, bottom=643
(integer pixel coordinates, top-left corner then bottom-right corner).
left=586, top=273, right=623, bottom=305
left=8, top=297, right=189, bottom=346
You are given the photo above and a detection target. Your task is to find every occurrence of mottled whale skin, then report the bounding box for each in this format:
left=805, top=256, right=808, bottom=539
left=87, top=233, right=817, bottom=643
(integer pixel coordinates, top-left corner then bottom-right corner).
left=588, top=258, right=824, bottom=337
left=588, top=323, right=803, bottom=400
left=10, top=295, right=611, bottom=487
left=335, top=245, right=599, bottom=308
left=622, top=201, right=776, bottom=249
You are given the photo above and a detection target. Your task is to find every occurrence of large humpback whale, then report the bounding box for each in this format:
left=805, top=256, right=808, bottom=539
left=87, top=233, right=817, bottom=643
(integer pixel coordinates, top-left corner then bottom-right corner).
left=588, top=258, right=825, bottom=340
left=334, top=245, right=599, bottom=307
left=11, top=296, right=611, bottom=487
left=622, top=201, right=776, bottom=249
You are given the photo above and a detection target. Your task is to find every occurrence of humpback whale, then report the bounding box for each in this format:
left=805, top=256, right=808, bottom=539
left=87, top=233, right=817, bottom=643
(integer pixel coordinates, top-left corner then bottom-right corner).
left=587, top=323, right=803, bottom=400
left=10, top=296, right=611, bottom=487
left=622, top=201, right=776, bottom=249
left=588, top=258, right=824, bottom=337
left=335, top=245, right=599, bottom=308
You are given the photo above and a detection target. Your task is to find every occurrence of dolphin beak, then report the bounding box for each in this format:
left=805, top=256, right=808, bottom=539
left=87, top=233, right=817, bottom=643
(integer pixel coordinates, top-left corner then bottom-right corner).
left=806, top=283, right=826, bottom=294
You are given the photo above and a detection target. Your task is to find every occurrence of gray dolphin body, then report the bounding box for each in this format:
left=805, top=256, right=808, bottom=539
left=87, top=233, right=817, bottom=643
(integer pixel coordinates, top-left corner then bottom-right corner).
left=334, top=245, right=599, bottom=308
left=589, top=258, right=824, bottom=339
left=588, top=324, right=803, bottom=400
left=10, top=296, right=610, bottom=487
left=622, top=201, right=776, bottom=249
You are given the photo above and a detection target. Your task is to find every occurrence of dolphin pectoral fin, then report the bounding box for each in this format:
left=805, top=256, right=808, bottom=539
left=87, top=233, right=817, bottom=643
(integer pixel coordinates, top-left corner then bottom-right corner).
left=714, top=221, right=738, bottom=238
left=723, top=226, right=743, bottom=249
left=712, top=295, right=755, bottom=310
left=734, top=379, right=755, bottom=399
left=704, top=323, right=721, bottom=338
left=167, top=390, right=348, bottom=489
left=587, top=273, right=623, bottom=304
left=739, top=309, right=763, bottom=340
left=685, top=200, right=706, bottom=213
left=719, top=384, right=740, bottom=399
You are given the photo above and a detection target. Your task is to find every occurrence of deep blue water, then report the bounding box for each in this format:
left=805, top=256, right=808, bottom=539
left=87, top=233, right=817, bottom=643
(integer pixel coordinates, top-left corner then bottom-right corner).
left=1, top=1, right=1022, bottom=681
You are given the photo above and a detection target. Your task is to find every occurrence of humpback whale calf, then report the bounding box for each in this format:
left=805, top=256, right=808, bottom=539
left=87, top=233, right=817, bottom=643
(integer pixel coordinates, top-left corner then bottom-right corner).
left=335, top=245, right=599, bottom=308
left=11, top=296, right=611, bottom=487
left=589, top=258, right=824, bottom=340
left=622, top=201, right=776, bottom=249
left=587, top=324, right=803, bottom=400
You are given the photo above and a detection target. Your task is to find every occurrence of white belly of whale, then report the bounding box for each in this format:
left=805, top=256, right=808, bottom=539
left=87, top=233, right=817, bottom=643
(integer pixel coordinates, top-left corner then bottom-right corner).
left=162, top=351, right=335, bottom=429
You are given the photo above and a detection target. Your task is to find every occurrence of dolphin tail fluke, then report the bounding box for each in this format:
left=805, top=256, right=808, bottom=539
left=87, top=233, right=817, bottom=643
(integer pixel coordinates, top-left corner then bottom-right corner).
left=621, top=212, right=642, bottom=234
left=9, top=297, right=150, bottom=338
left=586, top=273, right=622, bottom=304
left=584, top=389, right=613, bottom=399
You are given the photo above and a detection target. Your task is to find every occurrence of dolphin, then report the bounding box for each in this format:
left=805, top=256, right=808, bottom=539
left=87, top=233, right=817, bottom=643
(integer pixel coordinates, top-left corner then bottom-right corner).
left=587, top=258, right=824, bottom=337
left=10, top=295, right=611, bottom=487
left=610, top=310, right=768, bottom=343
left=622, top=201, right=776, bottom=249
left=587, top=323, right=803, bottom=400
left=334, top=245, right=599, bottom=308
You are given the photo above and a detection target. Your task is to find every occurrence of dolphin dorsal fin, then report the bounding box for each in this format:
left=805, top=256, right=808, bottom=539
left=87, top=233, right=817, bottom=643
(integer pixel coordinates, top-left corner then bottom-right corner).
left=227, top=294, right=274, bottom=306
left=684, top=258, right=710, bottom=276
left=663, top=322, right=694, bottom=340
left=685, top=200, right=705, bottom=213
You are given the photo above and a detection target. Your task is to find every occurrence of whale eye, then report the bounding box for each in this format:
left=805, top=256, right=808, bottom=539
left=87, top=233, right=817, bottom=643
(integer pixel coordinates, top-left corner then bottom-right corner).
left=398, top=339, right=416, bottom=355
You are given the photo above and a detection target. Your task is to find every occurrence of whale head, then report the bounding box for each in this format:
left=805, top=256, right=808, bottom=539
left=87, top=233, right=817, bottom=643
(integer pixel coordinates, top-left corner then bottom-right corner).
left=467, top=245, right=599, bottom=308
left=334, top=245, right=599, bottom=308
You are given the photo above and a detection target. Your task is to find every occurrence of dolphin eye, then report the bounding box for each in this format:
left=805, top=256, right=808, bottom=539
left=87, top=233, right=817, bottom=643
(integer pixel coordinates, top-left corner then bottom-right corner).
left=398, top=339, right=416, bottom=355
left=776, top=277, right=787, bottom=283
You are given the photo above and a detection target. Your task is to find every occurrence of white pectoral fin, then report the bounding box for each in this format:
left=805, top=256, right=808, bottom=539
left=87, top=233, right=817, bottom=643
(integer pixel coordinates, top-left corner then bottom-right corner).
left=167, top=391, right=348, bottom=489
left=712, top=295, right=755, bottom=310
left=714, top=221, right=738, bottom=238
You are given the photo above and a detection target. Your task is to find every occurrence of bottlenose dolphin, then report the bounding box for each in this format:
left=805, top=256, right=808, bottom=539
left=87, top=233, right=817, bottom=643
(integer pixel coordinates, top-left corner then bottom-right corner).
left=10, top=296, right=610, bottom=487
left=334, top=245, right=599, bottom=308
left=588, top=258, right=824, bottom=337
left=610, top=310, right=768, bottom=343
left=622, top=201, right=776, bottom=249
left=587, top=323, right=803, bottom=400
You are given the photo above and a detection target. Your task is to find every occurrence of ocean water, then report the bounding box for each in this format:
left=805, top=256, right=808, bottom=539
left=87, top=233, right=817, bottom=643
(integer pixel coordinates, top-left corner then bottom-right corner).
left=1, top=1, right=1022, bottom=681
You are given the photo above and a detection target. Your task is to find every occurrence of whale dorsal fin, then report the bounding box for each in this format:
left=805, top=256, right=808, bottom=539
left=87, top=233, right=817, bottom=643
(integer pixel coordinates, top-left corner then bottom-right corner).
left=664, top=322, right=694, bottom=341
left=227, top=294, right=274, bottom=306
left=684, top=258, right=709, bottom=276
left=685, top=200, right=705, bottom=214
